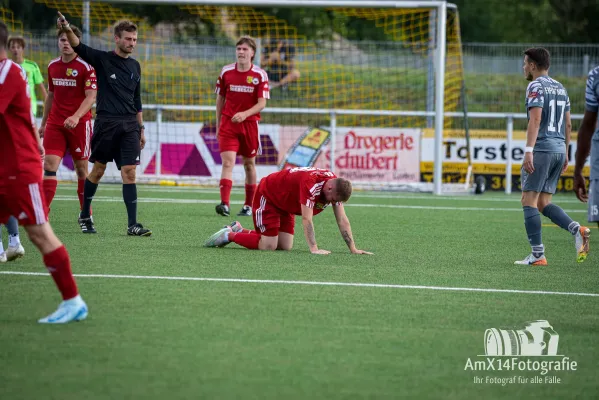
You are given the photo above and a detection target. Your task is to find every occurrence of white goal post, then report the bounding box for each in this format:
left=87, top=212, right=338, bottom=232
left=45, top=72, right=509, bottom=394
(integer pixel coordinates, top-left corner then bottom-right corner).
left=84, top=0, right=452, bottom=194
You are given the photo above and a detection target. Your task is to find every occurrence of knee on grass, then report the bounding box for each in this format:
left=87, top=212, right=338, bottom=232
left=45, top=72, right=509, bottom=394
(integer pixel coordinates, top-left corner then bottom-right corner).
left=258, top=237, right=278, bottom=251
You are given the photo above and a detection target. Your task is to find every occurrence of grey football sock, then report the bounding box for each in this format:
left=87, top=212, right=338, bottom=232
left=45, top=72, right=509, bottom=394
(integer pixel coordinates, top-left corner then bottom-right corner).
left=541, top=204, right=579, bottom=234
left=524, top=206, right=544, bottom=257
left=6, top=215, right=18, bottom=237
left=6, top=216, right=20, bottom=247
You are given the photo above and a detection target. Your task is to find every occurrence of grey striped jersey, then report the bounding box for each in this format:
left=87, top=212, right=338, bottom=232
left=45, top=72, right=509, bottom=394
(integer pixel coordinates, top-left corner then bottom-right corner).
left=585, top=65, right=599, bottom=180
left=525, top=76, right=571, bottom=153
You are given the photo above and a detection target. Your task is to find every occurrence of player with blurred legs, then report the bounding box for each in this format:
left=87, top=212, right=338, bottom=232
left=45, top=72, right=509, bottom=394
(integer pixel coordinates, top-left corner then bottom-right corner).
left=0, top=21, right=88, bottom=323
left=40, top=26, right=97, bottom=219
left=205, top=167, right=373, bottom=255
left=0, top=216, right=24, bottom=262
left=2, top=38, right=46, bottom=260
left=516, top=48, right=590, bottom=266
left=214, top=36, right=269, bottom=217
left=574, top=64, right=599, bottom=232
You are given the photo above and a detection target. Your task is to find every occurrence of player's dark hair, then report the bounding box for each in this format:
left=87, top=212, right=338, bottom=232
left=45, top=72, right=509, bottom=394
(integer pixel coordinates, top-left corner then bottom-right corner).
left=0, top=22, right=8, bottom=49
left=57, top=25, right=82, bottom=39
left=335, top=178, right=353, bottom=202
left=114, top=20, right=137, bottom=38
left=524, top=47, right=550, bottom=70
left=236, top=35, right=256, bottom=61
left=7, top=36, right=25, bottom=49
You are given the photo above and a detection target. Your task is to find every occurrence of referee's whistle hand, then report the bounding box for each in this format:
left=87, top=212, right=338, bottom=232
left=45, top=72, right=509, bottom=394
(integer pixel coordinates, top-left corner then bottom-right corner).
left=140, top=131, right=146, bottom=150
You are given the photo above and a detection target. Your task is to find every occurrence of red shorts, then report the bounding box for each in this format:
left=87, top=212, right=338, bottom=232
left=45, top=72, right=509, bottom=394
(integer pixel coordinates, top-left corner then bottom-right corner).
left=218, top=116, right=260, bottom=158
left=44, top=120, right=92, bottom=161
left=0, top=181, right=49, bottom=226
left=253, top=184, right=295, bottom=237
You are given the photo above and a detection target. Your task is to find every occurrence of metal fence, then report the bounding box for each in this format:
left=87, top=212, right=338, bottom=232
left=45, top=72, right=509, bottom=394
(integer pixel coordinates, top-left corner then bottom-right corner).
left=463, top=43, right=599, bottom=77
left=24, top=34, right=598, bottom=132
left=30, top=35, right=599, bottom=74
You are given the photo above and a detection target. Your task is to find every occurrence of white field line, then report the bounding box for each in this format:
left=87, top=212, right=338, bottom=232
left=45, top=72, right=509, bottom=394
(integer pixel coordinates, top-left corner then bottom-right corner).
left=1, top=271, right=598, bottom=297
left=54, top=185, right=585, bottom=204
left=52, top=195, right=587, bottom=213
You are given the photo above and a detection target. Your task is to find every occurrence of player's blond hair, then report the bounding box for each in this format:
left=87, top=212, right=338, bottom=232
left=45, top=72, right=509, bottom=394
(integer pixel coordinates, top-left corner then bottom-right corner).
left=334, top=178, right=353, bottom=202
left=236, top=36, right=257, bottom=61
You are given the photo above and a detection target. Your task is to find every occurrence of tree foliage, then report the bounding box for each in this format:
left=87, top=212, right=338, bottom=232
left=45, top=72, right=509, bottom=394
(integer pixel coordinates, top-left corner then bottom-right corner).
left=453, top=0, right=599, bottom=43
left=1, top=0, right=597, bottom=43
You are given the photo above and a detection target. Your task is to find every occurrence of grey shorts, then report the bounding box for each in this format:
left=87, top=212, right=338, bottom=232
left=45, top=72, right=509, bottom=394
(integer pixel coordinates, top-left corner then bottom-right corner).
left=589, top=179, right=599, bottom=222
left=521, top=152, right=566, bottom=194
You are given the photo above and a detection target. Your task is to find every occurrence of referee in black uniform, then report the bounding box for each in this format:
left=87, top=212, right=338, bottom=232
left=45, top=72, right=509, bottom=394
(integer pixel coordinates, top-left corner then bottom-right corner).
left=57, top=12, right=151, bottom=236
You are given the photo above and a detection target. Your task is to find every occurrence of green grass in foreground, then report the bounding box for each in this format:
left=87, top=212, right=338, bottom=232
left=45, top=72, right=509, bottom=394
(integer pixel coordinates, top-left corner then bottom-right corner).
left=0, top=185, right=597, bottom=399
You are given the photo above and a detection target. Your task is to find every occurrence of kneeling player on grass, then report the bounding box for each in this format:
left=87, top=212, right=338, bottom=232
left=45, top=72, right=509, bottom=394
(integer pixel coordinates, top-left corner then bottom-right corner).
left=204, top=167, right=373, bottom=255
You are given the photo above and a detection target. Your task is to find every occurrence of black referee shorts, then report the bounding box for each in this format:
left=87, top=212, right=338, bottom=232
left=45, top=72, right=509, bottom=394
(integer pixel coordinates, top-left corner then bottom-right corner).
left=89, top=116, right=141, bottom=170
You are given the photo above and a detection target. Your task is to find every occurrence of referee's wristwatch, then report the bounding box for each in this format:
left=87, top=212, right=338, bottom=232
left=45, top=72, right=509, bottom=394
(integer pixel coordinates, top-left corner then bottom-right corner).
left=139, top=124, right=145, bottom=131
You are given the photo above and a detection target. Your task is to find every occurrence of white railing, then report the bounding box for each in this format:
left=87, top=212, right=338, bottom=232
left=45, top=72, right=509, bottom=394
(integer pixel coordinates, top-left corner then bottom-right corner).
left=142, top=104, right=584, bottom=195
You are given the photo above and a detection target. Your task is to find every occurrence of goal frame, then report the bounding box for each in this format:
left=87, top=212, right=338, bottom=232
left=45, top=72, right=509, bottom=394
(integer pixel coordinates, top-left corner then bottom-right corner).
left=87, top=0, right=452, bottom=195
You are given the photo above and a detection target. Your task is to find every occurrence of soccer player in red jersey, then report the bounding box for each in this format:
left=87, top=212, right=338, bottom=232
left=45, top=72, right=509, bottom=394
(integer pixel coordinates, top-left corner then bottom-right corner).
left=214, top=36, right=269, bottom=218
left=0, top=22, right=88, bottom=323
left=205, top=167, right=373, bottom=255
left=40, top=25, right=97, bottom=216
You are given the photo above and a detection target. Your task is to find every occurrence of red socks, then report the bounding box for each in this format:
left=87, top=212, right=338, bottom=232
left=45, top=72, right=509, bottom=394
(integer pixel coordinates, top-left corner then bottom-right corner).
left=229, top=231, right=260, bottom=250
left=219, top=180, right=256, bottom=207
left=43, top=179, right=58, bottom=209
left=220, top=179, right=233, bottom=206
left=42, top=179, right=91, bottom=215
left=43, top=245, right=79, bottom=300
left=77, top=178, right=88, bottom=213
left=245, top=184, right=257, bottom=207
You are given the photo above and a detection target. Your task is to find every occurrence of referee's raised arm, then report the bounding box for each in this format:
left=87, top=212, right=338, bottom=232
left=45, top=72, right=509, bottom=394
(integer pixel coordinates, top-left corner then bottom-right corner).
left=57, top=12, right=78, bottom=47
left=56, top=12, right=103, bottom=66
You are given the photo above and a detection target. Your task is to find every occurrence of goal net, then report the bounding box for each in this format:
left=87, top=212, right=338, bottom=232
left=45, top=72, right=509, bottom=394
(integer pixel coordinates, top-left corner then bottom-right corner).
left=18, top=1, right=470, bottom=193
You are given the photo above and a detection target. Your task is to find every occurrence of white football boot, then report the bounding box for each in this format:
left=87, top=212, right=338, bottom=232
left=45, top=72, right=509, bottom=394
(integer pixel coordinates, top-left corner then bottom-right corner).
left=514, top=254, right=548, bottom=266
left=204, top=227, right=232, bottom=248
left=6, top=244, right=25, bottom=261
left=38, top=295, right=88, bottom=324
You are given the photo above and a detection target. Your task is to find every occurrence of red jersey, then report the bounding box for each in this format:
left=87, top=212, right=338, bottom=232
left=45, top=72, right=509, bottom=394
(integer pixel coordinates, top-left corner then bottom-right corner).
left=261, top=168, right=338, bottom=216
left=0, top=59, right=41, bottom=186
left=47, top=56, right=96, bottom=125
left=215, top=63, right=269, bottom=121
